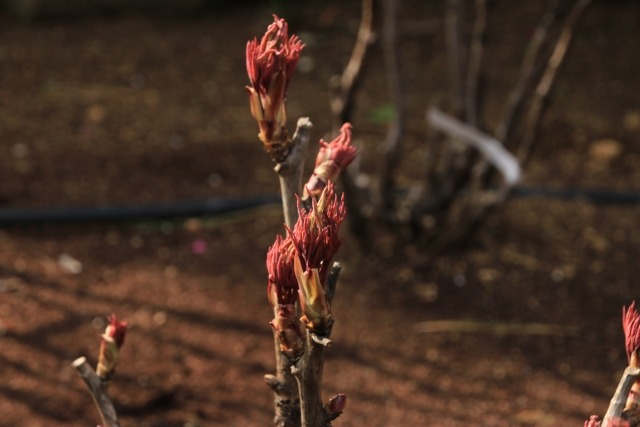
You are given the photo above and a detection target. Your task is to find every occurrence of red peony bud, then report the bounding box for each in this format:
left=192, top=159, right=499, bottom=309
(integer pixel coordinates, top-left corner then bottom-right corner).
left=287, top=183, right=346, bottom=334
left=304, top=123, right=357, bottom=200
left=289, top=182, right=346, bottom=286
left=266, top=234, right=297, bottom=306
left=246, top=15, right=305, bottom=162
left=96, top=314, right=127, bottom=380
left=325, top=393, right=347, bottom=421
left=624, top=302, right=640, bottom=365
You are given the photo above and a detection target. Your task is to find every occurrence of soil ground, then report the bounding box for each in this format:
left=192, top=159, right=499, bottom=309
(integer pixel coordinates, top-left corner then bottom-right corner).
left=1, top=1, right=640, bottom=426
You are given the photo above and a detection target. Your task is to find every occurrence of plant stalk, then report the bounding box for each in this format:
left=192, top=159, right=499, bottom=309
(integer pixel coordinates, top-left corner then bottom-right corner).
left=269, top=117, right=313, bottom=427
left=72, top=356, right=120, bottom=427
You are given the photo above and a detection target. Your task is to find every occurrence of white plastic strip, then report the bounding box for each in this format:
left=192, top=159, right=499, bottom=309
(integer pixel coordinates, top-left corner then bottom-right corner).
left=427, top=107, right=522, bottom=186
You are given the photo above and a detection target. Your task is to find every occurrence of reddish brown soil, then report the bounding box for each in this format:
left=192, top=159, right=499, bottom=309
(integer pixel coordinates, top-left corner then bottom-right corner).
left=1, top=2, right=640, bottom=426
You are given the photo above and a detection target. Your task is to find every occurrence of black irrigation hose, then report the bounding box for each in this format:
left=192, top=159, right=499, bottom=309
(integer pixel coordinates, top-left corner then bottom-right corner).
left=0, top=186, right=636, bottom=226
left=512, top=186, right=640, bottom=205
left=0, top=195, right=282, bottom=226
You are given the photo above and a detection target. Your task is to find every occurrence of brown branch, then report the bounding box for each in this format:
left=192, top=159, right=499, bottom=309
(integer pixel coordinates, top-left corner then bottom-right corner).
left=518, top=0, right=592, bottom=164
left=468, top=0, right=563, bottom=191
left=72, top=356, right=120, bottom=427
left=275, top=117, right=313, bottom=229
left=464, top=0, right=486, bottom=127
left=427, top=0, right=471, bottom=213
left=329, top=0, right=376, bottom=241
left=494, top=0, right=562, bottom=144
left=270, top=117, right=313, bottom=427
left=379, top=0, right=405, bottom=211
left=329, top=0, right=375, bottom=130
left=603, top=366, right=640, bottom=426
left=293, top=263, right=342, bottom=427
left=445, top=0, right=466, bottom=118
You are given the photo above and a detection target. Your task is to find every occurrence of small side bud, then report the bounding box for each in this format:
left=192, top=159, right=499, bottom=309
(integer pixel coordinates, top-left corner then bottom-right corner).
left=96, top=314, right=127, bottom=380
left=303, top=123, right=356, bottom=200
left=324, top=393, right=347, bottom=421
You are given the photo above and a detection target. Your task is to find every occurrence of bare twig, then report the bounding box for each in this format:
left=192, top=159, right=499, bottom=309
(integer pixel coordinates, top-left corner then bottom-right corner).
left=324, top=262, right=342, bottom=303
left=470, top=0, right=563, bottom=190
left=379, top=0, right=405, bottom=211
left=329, top=0, right=375, bottom=129
left=445, top=0, right=466, bottom=118
left=494, top=0, right=562, bottom=144
left=603, top=366, right=640, bottom=426
left=275, top=118, right=313, bottom=229
left=428, top=0, right=471, bottom=212
left=518, top=0, right=592, bottom=163
left=72, top=356, right=120, bottom=427
left=464, top=0, right=487, bottom=127
left=329, top=0, right=376, bottom=240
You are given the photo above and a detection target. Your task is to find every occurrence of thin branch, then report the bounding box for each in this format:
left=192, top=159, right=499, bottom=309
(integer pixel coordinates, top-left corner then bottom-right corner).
left=329, top=0, right=375, bottom=130
left=72, top=356, right=120, bottom=427
left=603, top=366, right=640, bottom=426
left=445, top=0, right=466, bottom=118
left=329, top=0, right=376, bottom=241
left=379, top=0, right=405, bottom=211
left=494, top=0, right=562, bottom=144
left=324, top=262, right=342, bottom=303
left=270, top=117, right=313, bottom=427
left=518, top=0, right=592, bottom=163
left=275, top=117, right=313, bottom=229
left=469, top=0, right=563, bottom=190
left=464, top=0, right=487, bottom=127
left=428, top=0, right=471, bottom=212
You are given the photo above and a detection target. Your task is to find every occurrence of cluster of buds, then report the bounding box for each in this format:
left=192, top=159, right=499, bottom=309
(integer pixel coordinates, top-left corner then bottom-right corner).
left=266, top=182, right=346, bottom=355
left=289, top=182, right=346, bottom=334
left=96, top=314, right=127, bottom=380
left=303, top=123, right=357, bottom=201
left=246, top=15, right=304, bottom=163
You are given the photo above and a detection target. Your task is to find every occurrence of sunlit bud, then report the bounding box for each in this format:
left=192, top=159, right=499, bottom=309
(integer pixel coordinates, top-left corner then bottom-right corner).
left=304, top=123, right=357, bottom=200
left=266, top=234, right=297, bottom=306
left=624, top=302, right=640, bottom=366
left=294, top=256, right=333, bottom=333
left=289, top=182, right=346, bottom=285
left=325, top=393, right=347, bottom=420
left=96, top=314, right=127, bottom=380
left=269, top=303, right=305, bottom=360
left=245, top=15, right=304, bottom=162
